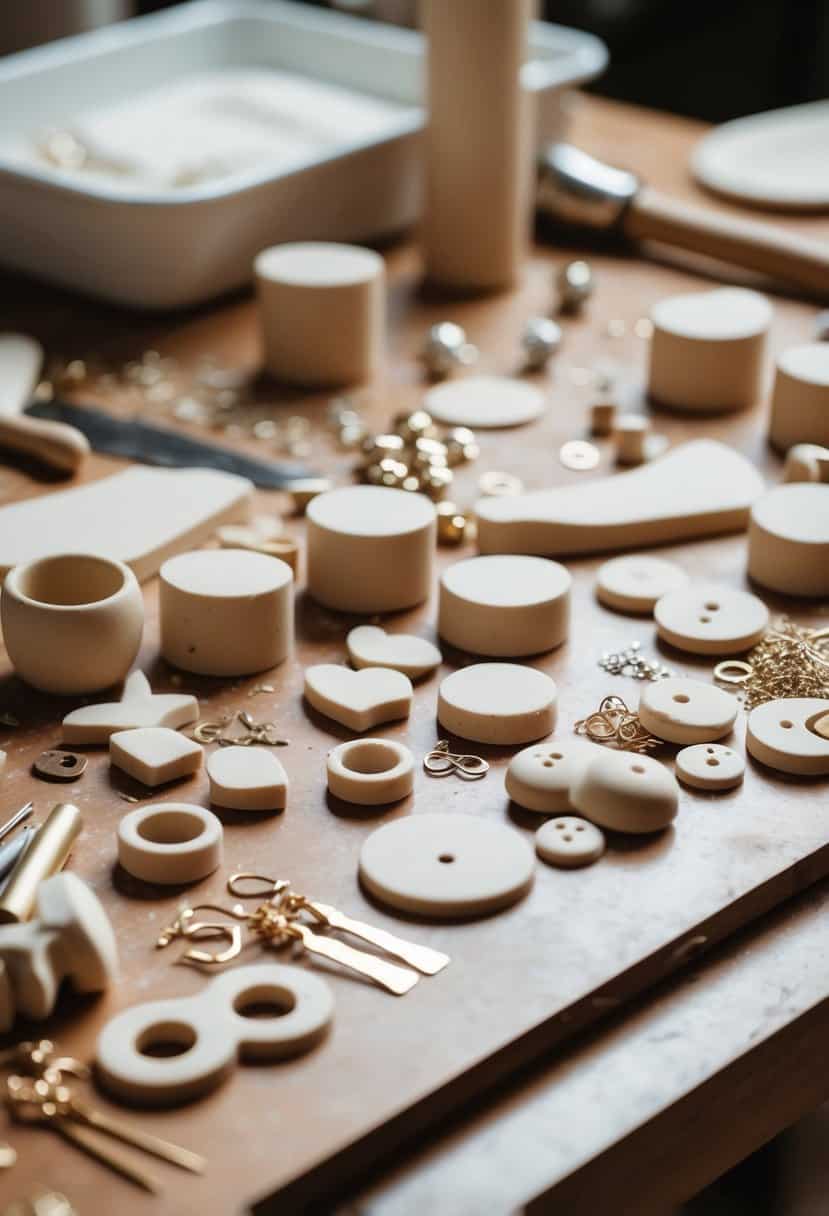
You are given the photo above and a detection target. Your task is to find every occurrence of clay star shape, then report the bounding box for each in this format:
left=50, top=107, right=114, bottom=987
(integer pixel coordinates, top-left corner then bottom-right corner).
left=62, top=670, right=198, bottom=745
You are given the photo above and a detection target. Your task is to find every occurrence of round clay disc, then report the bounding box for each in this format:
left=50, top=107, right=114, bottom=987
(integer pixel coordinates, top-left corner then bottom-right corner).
left=438, top=663, right=557, bottom=745
left=746, top=697, right=829, bottom=775
left=535, top=817, right=605, bottom=869
left=359, top=813, right=535, bottom=918
left=424, top=375, right=545, bottom=429
left=654, top=583, right=769, bottom=655
left=596, top=555, right=689, bottom=614
left=675, top=743, right=745, bottom=791
left=639, top=677, right=738, bottom=744
left=439, top=555, right=571, bottom=656
left=505, top=738, right=599, bottom=813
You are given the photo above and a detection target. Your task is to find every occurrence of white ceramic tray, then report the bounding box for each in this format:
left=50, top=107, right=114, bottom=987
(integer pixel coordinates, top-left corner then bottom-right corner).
left=0, top=0, right=606, bottom=310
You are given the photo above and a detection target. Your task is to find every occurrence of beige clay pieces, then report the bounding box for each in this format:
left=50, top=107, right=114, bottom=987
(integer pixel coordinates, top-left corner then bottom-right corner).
left=307, top=486, right=435, bottom=613
left=613, top=415, right=667, bottom=466
left=207, top=745, right=288, bottom=812
left=117, top=804, right=223, bottom=885
left=783, top=444, right=829, bottom=484
left=768, top=343, right=829, bottom=452
left=62, top=671, right=198, bottom=745
left=571, top=750, right=679, bottom=834
left=304, top=665, right=412, bottom=733
left=639, top=678, right=738, bottom=744
left=748, top=484, right=829, bottom=598
left=648, top=287, right=771, bottom=412
left=675, top=744, right=745, bottom=791
left=654, top=583, right=769, bottom=655
left=327, top=739, right=415, bottom=806
left=505, top=738, right=600, bottom=813
left=535, top=817, right=606, bottom=869
left=424, top=377, right=545, bottom=430
left=359, top=813, right=535, bottom=919
left=160, top=549, right=294, bottom=676
left=746, top=697, right=829, bottom=776
left=438, top=555, right=571, bottom=657
left=596, top=555, right=688, bottom=614
left=475, top=440, right=764, bottom=556
left=438, top=663, right=557, bottom=745
left=109, top=727, right=202, bottom=788
left=346, top=626, right=442, bottom=680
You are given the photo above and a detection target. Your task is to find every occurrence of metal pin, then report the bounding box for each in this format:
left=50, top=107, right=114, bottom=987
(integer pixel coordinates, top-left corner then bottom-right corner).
left=0, top=802, right=33, bottom=844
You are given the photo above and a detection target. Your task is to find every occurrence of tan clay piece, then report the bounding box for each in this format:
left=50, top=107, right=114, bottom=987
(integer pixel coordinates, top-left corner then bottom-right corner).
left=326, top=739, right=414, bottom=806
left=596, top=554, right=688, bottom=614
left=437, top=663, right=557, bottom=745
left=207, top=745, right=288, bottom=812
left=475, top=440, right=764, bottom=556
left=305, top=665, right=412, bottom=733
left=307, top=486, right=435, bottom=613
left=654, top=583, right=769, bottom=655
left=810, top=712, right=829, bottom=741
left=639, top=677, right=738, bottom=744
left=768, top=344, right=829, bottom=452
left=109, top=727, right=202, bottom=788
left=424, top=377, right=545, bottom=430
left=783, top=443, right=829, bottom=484
left=571, top=750, right=679, bottom=834
left=160, top=549, right=293, bottom=676
left=535, top=817, right=606, bottom=869
left=747, top=483, right=829, bottom=597
left=746, top=697, right=829, bottom=776
left=62, top=670, right=198, bottom=745
left=359, top=813, right=535, bottom=919
left=1, top=553, right=144, bottom=696
left=0, top=466, right=252, bottom=582
left=648, top=288, right=771, bottom=412
left=255, top=242, right=384, bottom=387
left=117, top=803, right=223, bottom=885
left=590, top=398, right=617, bottom=436
left=0, top=751, right=5, bottom=777
left=439, top=555, right=570, bottom=657
left=346, top=626, right=441, bottom=680
left=675, top=743, right=745, bottom=791
left=505, top=738, right=600, bottom=813
left=613, top=415, right=667, bottom=466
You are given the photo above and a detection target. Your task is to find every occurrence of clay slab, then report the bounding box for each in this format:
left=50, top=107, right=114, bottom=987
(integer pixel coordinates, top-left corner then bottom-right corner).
left=110, top=727, right=202, bottom=788
left=62, top=671, right=199, bottom=745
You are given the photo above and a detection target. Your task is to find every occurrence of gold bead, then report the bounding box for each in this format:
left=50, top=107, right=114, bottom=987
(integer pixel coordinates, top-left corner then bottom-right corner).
left=394, top=409, right=436, bottom=442
left=411, top=437, right=449, bottom=469
left=401, top=474, right=422, bottom=493
left=436, top=501, right=467, bottom=545
left=423, top=466, right=454, bottom=501
left=445, top=426, right=479, bottom=466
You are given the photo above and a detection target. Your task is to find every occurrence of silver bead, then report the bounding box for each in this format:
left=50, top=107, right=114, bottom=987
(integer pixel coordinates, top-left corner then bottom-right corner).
left=521, top=317, right=562, bottom=370
left=420, top=322, right=478, bottom=378
left=557, top=260, right=595, bottom=313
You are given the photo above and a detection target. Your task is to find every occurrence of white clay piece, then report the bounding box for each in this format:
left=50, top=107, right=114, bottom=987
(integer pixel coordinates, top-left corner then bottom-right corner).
left=326, top=739, right=414, bottom=806
left=424, top=376, right=545, bottom=429
left=304, top=664, right=412, bottom=732
left=535, top=817, right=605, bottom=869
left=346, top=626, right=442, bottom=680
left=207, top=745, right=289, bottom=812
left=639, top=677, right=738, bottom=744
left=768, top=344, right=829, bottom=452
left=117, top=803, right=223, bottom=885
left=438, top=555, right=570, bottom=657
left=746, top=698, right=829, bottom=776
left=438, top=663, right=557, bottom=745
left=675, top=744, right=745, bottom=791
left=748, top=484, right=829, bottom=598
left=613, top=415, right=667, bottom=466
left=505, top=738, right=600, bottom=813
left=571, top=750, right=679, bottom=834
left=109, top=727, right=202, bottom=788
left=654, top=583, right=769, bottom=655
left=62, top=671, right=199, bottom=745
left=596, top=554, right=688, bottom=614
left=783, top=444, right=829, bottom=484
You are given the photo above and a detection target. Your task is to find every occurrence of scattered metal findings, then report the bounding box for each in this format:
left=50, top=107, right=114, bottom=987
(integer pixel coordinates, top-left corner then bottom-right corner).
left=557, top=259, right=595, bottom=313
left=33, top=750, right=87, bottom=783
left=599, top=641, right=673, bottom=682
left=248, top=684, right=275, bottom=697
left=436, top=501, right=469, bottom=546
left=559, top=439, right=600, bottom=471
left=714, top=617, right=829, bottom=709
left=423, top=740, right=489, bottom=780
left=521, top=317, right=562, bottom=370
left=477, top=470, right=523, bottom=497
left=419, top=322, right=478, bottom=378
left=575, top=694, right=661, bottom=753
left=0, top=803, right=34, bottom=844
left=193, top=710, right=289, bottom=748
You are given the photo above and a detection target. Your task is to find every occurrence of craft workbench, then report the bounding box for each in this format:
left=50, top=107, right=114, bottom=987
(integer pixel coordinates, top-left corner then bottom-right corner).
left=1, top=96, right=828, bottom=1215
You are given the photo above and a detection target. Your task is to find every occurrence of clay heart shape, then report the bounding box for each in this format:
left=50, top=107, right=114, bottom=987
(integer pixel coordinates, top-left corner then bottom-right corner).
left=346, top=625, right=441, bottom=679
left=304, top=664, right=412, bottom=732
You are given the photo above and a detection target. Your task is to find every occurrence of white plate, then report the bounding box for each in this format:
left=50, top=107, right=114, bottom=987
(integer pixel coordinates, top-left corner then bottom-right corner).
left=0, top=0, right=606, bottom=309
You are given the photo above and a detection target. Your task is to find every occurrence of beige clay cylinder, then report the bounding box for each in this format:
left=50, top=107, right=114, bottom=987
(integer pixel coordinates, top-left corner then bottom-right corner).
left=421, top=0, right=533, bottom=291
left=768, top=344, right=829, bottom=452
left=307, top=486, right=435, bottom=613
left=160, top=549, right=293, bottom=676
left=255, top=242, right=385, bottom=387
left=748, top=483, right=829, bottom=598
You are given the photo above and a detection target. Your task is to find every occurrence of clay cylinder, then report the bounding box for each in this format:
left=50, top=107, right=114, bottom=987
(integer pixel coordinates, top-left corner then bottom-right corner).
left=748, top=483, right=829, bottom=598
left=421, top=0, right=533, bottom=291
left=768, top=344, right=829, bottom=452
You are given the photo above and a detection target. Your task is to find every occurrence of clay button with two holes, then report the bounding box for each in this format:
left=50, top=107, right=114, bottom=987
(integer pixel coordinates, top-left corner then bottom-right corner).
left=747, top=697, right=829, bottom=775
left=654, top=583, right=768, bottom=655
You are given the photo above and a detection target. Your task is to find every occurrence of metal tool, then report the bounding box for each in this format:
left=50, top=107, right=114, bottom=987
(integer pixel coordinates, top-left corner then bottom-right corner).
left=0, top=802, right=33, bottom=843
left=0, top=333, right=89, bottom=473
left=0, top=825, right=35, bottom=883
left=0, top=803, right=82, bottom=924
left=537, top=143, right=829, bottom=300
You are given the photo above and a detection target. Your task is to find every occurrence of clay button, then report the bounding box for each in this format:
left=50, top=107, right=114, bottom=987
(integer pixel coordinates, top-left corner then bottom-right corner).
left=535, top=817, right=605, bottom=869
left=505, top=739, right=599, bottom=813
left=596, top=555, right=688, bottom=614
left=571, top=749, right=679, bottom=834
left=654, top=583, right=769, bottom=655
left=747, top=697, right=829, bottom=776
left=639, top=677, right=737, bottom=744
left=425, top=376, right=545, bottom=429
left=675, top=743, right=745, bottom=791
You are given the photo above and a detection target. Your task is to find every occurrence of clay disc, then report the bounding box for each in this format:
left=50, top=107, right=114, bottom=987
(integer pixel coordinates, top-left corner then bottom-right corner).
left=596, top=555, right=689, bottom=614
left=359, top=813, right=535, bottom=918
left=639, top=677, right=737, bottom=744
left=424, top=376, right=545, bottom=429
left=675, top=743, right=745, bottom=791
left=746, top=697, right=829, bottom=775
left=535, top=817, right=605, bottom=869
left=438, top=663, right=557, bottom=744
left=654, top=583, right=769, bottom=655
left=439, top=554, right=570, bottom=657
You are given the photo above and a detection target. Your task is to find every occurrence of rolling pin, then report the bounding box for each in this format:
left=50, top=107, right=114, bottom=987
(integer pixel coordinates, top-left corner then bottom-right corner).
left=0, top=333, right=89, bottom=473
left=538, top=144, right=829, bottom=301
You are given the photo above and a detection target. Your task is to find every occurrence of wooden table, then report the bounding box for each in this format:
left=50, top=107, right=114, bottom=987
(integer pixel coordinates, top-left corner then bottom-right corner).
left=0, top=96, right=827, bottom=1215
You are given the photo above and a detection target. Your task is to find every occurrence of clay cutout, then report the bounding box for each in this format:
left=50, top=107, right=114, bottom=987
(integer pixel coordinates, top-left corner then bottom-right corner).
left=675, top=744, right=745, bottom=791
left=768, top=343, right=829, bottom=452
left=117, top=804, right=223, bottom=885
left=654, top=583, right=769, bottom=655
left=535, top=817, right=605, bottom=869
left=109, top=727, right=202, bottom=788
left=346, top=626, right=442, bottom=680
left=359, top=813, right=535, bottom=919
left=810, top=712, right=829, bottom=741
left=438, top=663, right=557, bottom=745
left=571, top=750, right=679, bottom=834
left=304, top=665, right=413, bottom=732
left=746, top=697, right=829, bottom=776
left=0, top=333, right=89, bottom=474
left=438, top=555, right=571, bottom=657
left=783, top=444, right=829, bottom=484
left=505, top=739, right=600, bottom=813
left=62, top=671, right=198, bottom=745
left=596, top=555, right=688, bottom=614
left=0, top=466, right=253, bottom=582
left=96, top=964, right=333, bottom=1106
left=207, top=745, right=288, bottom=812
left=748, top=484, right=829, bottom=598
left=475, top=440, right=764, bottom=556
left=0, top=332, right=43, bottom=415
left=614, top=415, right=667, bottom=466
left=327, top=739, right=414, bottom=806
left=424, top=376, right=545, bottom=429
left=639, top=678, right=738, bottom=744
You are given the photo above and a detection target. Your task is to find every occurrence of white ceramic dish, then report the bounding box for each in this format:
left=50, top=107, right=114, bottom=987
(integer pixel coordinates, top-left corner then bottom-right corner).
left=0, top=0, right=606, bottom=309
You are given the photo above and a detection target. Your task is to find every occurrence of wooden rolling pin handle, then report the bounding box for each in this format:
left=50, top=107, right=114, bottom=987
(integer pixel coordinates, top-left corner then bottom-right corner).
left=0, top=414, right=90, bottom=473
left=624, top=186, right=829, bottom=300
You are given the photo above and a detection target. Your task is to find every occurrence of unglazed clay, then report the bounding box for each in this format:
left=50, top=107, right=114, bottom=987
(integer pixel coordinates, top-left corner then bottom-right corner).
left=424, top=377, right=544, bottom=429
left=438, top=555, right=570, bottom=657
left=475, top=440, right=764, bottom=556
left=639, top=677, right=738, bottom=744
left=596, top=555, right=688, bottom=614
left=768, top=344, right=829, bottom=452
left=437, top=663, right=557, bottom=745
left=1, top=554, right=144, bottom=695
left=359, top=813, right=535, bottom=918
left=109, top=727, right=202, bottom=788
left=62, top=670, right=198, bottom=745
left=571, top=750, right=679, bottom=834
left=747, top=484, right=829, bottom=597
left=675, top=743, right=745, bottom=791
left=307, top=486, right=435, bottom=613
left=207, top=745, right=288, bottom=812
left=613, top=415, right=666, bottom=465
left=160, top=548, right=294, bottom=676
left=346, top=626, right=442, bottom=680
left=783, top=443, right=829, bottom=484
left=535, top=817, right=605, bottom=869
left=746, top=697, right=829, bottom=775
left=505, top=738, right=600, bottom=813
left=654, top=583, right=769, bottom=655
left=327, top=739, right=414, bottom=806
left=305, top=665, right=412, bottom=732
left=117, top=803, right=223, bottom=885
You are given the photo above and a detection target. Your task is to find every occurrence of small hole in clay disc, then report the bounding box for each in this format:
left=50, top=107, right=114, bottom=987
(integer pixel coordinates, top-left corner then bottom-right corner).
left=706, top=758, right=720, bottom=767
left=699, top=616, right=711, bottom=623
left=563, top=835, right=573, bottom=842
left=543, top=760, right=555, bottom=768
left=438, top=853, right=455, bottom=864
left=704, top=602, right=720, bottom=611
left=576, top=825, right=584, bottom=831
left=780, top=720, right=793, bottom=729
left=673, top=693, right=690, bottom=704
left=550, top=752, right=563, bottom=760
left=137, top=1020, right=197, bottom=1058
left=234, top=985, right=296, bottom=1019
left=60, top=755, right=75, bottom=767
left=555, top=822, right=566, bottom=830
left=631, top=764, right=645, bottom=774
left=707, top=747, right=716, bottom=754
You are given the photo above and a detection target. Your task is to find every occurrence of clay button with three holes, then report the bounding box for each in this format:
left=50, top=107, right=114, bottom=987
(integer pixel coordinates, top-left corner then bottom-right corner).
left=654, top=583, right=769, bottom=655
left=535, top=817, right=605, bottom=868
left=505, top=739, right=599, bottom=813
left=676, top=743, right=745, bottom=791
left=639, top=677, right=737, bottom=744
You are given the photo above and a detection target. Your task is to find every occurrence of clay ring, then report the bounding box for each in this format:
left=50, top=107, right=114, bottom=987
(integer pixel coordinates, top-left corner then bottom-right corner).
left=326, top=739, right=414, bottom=806
left=117, top=803, right=223, bottom=885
